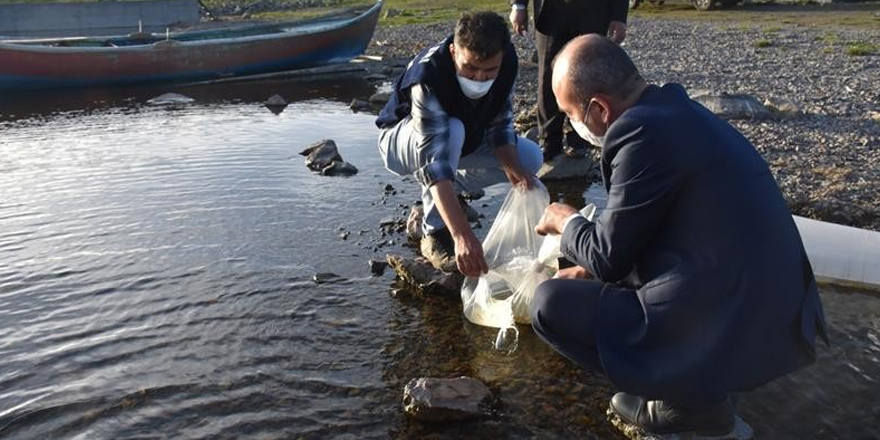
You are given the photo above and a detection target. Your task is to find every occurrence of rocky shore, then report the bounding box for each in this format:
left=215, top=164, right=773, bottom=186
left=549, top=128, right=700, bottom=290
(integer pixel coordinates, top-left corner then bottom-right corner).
left=367, top=17, right=880, bottom=231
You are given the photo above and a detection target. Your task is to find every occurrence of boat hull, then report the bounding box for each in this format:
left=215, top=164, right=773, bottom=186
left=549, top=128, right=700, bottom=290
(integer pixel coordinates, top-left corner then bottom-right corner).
left=0, top=2, right=381, bottom=90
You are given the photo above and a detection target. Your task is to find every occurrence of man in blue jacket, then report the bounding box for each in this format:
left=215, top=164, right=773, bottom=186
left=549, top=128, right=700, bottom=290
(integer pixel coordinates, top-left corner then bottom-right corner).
left=532, top=34, right=828, bottom=435
left=377, top=12, right=541, bottom=277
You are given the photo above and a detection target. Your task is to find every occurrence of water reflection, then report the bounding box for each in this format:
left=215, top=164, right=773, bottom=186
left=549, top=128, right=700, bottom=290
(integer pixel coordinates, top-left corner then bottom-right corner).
left=0, top=73, right=373, bottom=122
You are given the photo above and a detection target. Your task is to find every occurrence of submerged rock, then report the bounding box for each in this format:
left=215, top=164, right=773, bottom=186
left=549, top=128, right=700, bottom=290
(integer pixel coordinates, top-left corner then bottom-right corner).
left=146, top=93, right=194, bottom=105
left=300, top=139, right=358, bottom=176
left=691, top=92, right=770, bottom=120
left=403, top=377, right=493, bottom=422
left=386, top=254, right=462, bottom=297
left=607, top=407, right=754, bottom=440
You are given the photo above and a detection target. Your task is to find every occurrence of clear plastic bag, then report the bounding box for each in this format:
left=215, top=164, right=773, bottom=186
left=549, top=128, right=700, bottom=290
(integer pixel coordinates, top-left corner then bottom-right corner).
left=536, top=203, right=597, bottom=271
left=461, top=183, right=552, bottom=351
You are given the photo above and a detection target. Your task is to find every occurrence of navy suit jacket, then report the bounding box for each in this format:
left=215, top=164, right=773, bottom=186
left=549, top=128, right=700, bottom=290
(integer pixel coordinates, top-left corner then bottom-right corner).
left=561, top=84, right=828, bottom=400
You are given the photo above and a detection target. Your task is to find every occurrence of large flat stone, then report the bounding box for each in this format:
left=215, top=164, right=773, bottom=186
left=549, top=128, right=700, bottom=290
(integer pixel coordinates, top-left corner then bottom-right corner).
left=386, top=254, right=462, bottom=297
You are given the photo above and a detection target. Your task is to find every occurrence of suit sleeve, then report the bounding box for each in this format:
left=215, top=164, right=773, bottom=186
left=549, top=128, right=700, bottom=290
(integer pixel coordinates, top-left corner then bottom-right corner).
left=560, top=123, right=682, bottom=282
left=609, top=0, right=629, bottom=23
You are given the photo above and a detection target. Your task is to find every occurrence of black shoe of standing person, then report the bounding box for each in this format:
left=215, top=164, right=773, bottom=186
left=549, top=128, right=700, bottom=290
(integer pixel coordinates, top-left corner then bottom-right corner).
left=419, top=228, right=457, bottom=272
left=609, top=392, right=736, bottom=436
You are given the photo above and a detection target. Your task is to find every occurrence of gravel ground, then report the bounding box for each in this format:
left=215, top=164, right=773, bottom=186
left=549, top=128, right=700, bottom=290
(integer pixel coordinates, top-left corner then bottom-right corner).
left=368, top=17, right=880, bottom=231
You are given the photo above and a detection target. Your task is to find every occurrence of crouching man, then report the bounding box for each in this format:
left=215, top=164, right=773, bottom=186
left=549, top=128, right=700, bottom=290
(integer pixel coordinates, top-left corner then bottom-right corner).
left=532, top=34, right=828, bottom=436
left=376, top=11, right=542, bottom=277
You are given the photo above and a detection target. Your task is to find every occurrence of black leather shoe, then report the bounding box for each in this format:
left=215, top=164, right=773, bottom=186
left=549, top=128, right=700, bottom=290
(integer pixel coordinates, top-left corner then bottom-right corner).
left=609, top=392, right=735, bottom=435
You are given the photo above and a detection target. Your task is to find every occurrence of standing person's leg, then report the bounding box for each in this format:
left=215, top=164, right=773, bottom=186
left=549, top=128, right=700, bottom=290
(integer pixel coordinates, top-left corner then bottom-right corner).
left=530, top=278, right=605, bottom=373
left=536, top=30, right=571, bottom=162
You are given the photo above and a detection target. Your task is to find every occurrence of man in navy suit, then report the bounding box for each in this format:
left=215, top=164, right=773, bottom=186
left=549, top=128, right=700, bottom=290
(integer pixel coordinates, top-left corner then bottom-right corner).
left=531, top=34, right=828, bottom=435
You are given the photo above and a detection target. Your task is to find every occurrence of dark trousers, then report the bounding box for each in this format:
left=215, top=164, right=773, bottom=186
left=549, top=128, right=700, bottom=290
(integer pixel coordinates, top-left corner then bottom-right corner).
left=536, top=29, right=576, bottom=151
left=530, top=278, right=605, bottom=373
left=531, top=278, right=729, bottom=405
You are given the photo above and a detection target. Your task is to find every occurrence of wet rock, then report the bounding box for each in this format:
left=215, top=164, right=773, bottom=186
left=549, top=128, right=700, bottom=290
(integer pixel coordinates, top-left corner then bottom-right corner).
left=537, top=155, right=596, bottom=181
left=403, top=377, right=493, bottom=422
left=763, top=96, right=801, bottom=118
left=313, top=272, right=341, bottom=284
left=406, top=205, right=424, bottom=242
left=386, top=254, right=463, bottom=297
left=264, top=94, right=287, bottom=108
left=458, top=196, right=481, bottom=223
left=691, top=92, right=771, bottom=120
left=146, top=93, right=194, bottom=105
left=300, top=139, right=358, bottom=176
left=321, top=160, right=358, bottom=176
left=300, top=139, right=343, bottom=171
left=607, top=407, right=754, bottom=440
left=369, top=91, right=392, bottom=106
left=369, top=259, right=389, bottom=276
left=459, top=188, right=485, bottom=201
left=349, top=98, right=370, bottom=112
left=380, top=215, right=406, bottom=235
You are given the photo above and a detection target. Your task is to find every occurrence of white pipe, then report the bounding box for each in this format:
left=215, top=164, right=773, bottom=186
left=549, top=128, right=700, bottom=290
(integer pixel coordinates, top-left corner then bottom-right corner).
left=795, top=216, right=880, bottom=290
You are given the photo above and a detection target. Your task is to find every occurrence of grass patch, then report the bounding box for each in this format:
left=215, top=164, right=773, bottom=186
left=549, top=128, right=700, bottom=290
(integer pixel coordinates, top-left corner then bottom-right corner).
left=217, top=0, right=508, bottom=26
left=819, top=32, right=840, bottom=44
left=629, top=2, right=880, bottom=31
left=845, top=41, right=877, bottom=56
left=753, top=39, right=773, bottom=48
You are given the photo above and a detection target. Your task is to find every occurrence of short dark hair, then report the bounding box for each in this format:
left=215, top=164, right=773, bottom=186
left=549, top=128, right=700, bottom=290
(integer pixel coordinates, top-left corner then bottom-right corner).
left=561, top=35, right=643, bottom=102
left=453, top=11, right=510, bottom=60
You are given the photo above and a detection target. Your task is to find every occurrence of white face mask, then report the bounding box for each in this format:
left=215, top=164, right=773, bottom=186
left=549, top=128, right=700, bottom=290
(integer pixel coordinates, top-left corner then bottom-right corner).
left=457, top=75, right=494, bottom=99
left=572, top=120, right=604, bottom=147
left=571, top=100, right=605, bottom=147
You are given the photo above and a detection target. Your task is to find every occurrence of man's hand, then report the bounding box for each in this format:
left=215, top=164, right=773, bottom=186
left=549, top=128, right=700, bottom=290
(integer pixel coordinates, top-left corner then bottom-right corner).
left=454, top=230, right=489, bottom=277
left=495, top=144, right=534, bottom=189
left=535, top=202, right=578, bottom=236
left=554, top=265, right=592, bottom=280
left=503, top=164, right=533, bottom=190
left=509, top=8, right=528, bottom=36
left=607, top=21, right=627, bottom=44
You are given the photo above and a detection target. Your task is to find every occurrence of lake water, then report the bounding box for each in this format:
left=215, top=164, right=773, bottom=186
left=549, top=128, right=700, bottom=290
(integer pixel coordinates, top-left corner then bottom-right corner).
left=1, top=77, right=877, bottom=439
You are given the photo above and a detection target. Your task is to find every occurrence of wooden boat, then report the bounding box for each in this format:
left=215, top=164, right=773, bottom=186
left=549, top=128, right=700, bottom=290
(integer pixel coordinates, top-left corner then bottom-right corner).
left=0, top=1, right=382, bottom=90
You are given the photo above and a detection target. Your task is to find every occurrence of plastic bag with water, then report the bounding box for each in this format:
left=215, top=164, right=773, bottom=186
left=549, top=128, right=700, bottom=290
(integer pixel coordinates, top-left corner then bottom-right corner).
left=460, top=183, right=552, bottom=352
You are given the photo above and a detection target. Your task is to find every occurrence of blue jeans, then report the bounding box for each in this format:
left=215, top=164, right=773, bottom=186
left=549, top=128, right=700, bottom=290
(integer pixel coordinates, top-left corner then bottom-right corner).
left=378, top=117, right=543, bottom=235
